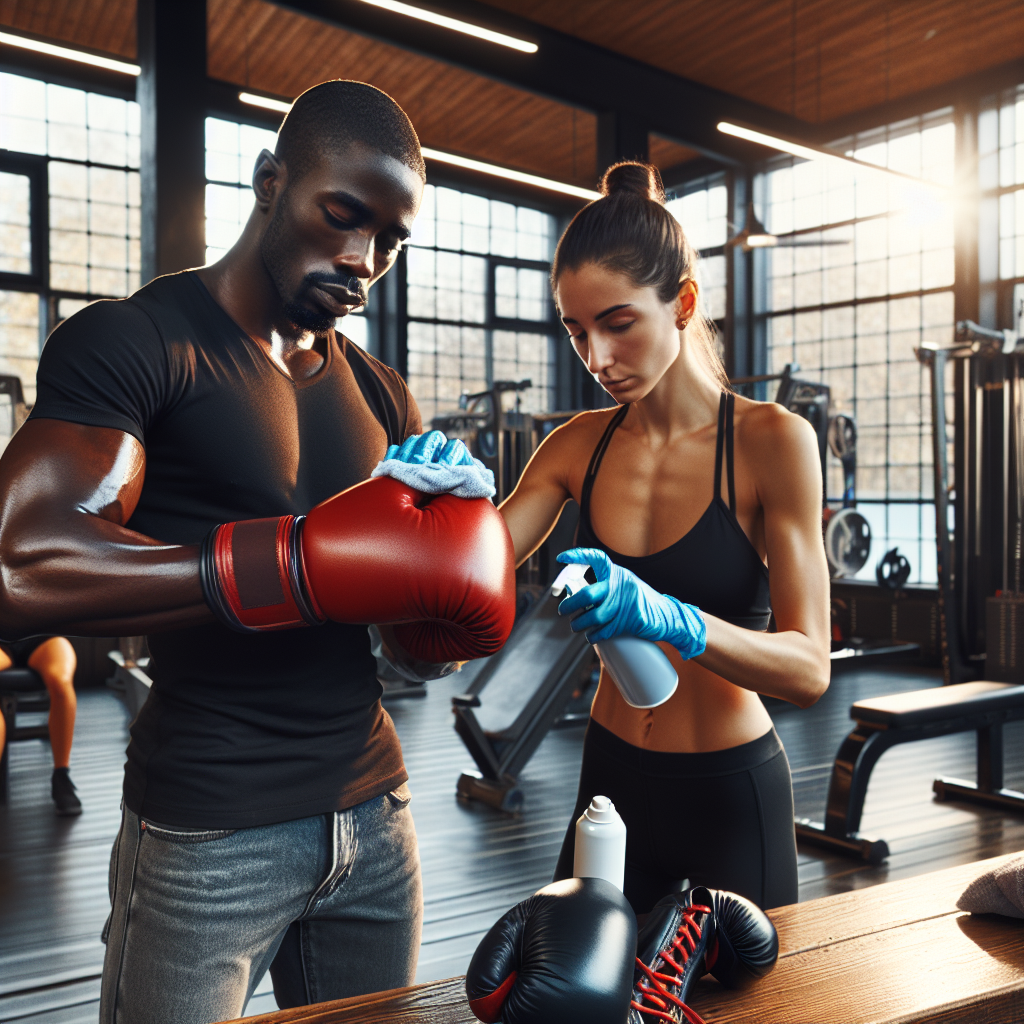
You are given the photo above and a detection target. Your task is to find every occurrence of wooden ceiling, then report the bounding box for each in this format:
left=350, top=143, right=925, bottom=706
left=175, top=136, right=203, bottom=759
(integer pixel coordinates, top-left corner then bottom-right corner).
left=0, top=0, right=1021, bottom=189
left=208, top=0, right=601, bottom=189
left=0, top=0, right=135, bottom=58
left=481, top=0, right=1024, bottom=124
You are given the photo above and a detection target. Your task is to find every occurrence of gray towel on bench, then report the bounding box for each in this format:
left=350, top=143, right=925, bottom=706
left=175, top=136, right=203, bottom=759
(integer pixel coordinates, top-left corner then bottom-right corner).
left=957, top=854, right=1024, bottom=919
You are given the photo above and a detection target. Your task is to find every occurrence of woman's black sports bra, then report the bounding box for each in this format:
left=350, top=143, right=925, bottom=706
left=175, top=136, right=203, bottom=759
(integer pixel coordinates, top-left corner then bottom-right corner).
left=574, top=391, right=772, bottom=631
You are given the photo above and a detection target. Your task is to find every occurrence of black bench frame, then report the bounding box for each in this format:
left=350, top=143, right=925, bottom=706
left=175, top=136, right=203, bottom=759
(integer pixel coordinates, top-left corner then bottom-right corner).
left=796, top=686, right=1024, bottom=864
left=0, top=667, right=49, bottom=804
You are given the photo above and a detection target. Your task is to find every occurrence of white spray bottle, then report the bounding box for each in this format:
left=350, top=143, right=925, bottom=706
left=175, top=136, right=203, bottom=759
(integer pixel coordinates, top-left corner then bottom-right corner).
left=573, top=795, right=627, bottom=891
left=552, top=561, right=678, bottom=709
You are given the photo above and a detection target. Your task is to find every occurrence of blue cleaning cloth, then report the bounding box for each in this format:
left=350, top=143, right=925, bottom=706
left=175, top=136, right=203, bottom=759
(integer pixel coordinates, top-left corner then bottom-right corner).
left=371, top=457, right=496, bottom=499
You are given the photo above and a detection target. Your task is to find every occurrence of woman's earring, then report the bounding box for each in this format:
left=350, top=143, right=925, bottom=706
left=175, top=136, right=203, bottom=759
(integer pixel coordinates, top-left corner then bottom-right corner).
left=676, top=318, right=690, bottom=330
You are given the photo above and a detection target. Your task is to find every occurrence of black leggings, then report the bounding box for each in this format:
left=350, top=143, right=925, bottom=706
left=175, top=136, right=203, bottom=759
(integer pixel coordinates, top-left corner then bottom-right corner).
left=554, top=720, right=798, bottom=915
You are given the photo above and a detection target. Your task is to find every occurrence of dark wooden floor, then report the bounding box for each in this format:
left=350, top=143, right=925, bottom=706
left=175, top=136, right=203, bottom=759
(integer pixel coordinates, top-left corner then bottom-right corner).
left=2, top=660, right=1023, bottom=1023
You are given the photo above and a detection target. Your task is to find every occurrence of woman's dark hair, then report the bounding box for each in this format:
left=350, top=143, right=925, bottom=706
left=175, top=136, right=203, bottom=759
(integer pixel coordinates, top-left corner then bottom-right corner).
left=551, top=161, right=727, bottom=388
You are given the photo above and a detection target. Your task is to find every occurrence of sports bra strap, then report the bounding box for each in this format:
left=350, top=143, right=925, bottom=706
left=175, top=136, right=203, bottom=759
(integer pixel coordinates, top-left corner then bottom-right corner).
left=726, top=391, right=737, bottom=514
left=580, top=404, right=630, bottom=515
left=713, top=392, right=737, bottom=514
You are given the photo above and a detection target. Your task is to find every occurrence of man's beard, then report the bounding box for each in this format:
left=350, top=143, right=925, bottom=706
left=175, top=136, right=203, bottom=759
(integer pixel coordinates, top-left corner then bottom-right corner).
left=281, top=299, right=336, bottom=336
left=260, top=200, right=364, bottom=336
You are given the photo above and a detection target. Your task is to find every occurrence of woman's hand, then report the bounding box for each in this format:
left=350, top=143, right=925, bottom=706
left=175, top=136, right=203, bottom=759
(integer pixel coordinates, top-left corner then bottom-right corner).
left=555, top=547, right=706, bottom=659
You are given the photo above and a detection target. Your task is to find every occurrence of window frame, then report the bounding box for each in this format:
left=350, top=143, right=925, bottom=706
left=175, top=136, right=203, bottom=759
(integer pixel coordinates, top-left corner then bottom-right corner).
left=0, top=150, right=48, bottom=294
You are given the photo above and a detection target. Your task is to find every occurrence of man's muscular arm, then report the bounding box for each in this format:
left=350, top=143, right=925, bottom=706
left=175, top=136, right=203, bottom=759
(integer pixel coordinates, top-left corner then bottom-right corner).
left=0, top=419, right=212, bottom=638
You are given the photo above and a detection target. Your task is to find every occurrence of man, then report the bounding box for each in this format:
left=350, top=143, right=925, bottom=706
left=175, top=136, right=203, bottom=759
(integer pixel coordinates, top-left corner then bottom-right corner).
left=0, top=80, right=482, bottom=1023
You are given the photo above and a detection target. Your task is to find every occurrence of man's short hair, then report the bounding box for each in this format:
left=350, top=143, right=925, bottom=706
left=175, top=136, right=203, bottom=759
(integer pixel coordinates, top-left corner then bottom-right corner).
left=275, top=80, right=425, bottom=182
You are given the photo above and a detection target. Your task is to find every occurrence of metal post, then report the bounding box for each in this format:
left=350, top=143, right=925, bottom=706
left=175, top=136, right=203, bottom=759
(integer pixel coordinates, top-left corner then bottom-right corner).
left=137, top=0, right=208, bottom=283
left=921, top=346, right=965, bottom=684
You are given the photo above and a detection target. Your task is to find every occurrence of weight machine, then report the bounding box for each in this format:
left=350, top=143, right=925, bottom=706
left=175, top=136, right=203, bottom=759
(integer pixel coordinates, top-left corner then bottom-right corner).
left=916, top=320, right=1024, bottom=685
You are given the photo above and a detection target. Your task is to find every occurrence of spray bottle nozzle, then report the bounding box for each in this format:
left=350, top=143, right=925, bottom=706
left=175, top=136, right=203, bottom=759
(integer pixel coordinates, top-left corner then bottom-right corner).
left=551, top=561, right=590, bottom=598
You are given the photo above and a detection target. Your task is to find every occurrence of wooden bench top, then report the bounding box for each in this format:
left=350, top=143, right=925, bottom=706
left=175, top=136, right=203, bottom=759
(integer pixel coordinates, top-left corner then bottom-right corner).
left=233, top=853, right=1024, bottom=1024
left=852, top=680, right=1024, bottom=727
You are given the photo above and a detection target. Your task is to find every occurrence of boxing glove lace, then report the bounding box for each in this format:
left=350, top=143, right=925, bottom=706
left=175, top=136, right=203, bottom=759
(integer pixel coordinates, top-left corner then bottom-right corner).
left=628, top=886, right=779, bottom=1023
left=466, top=877, right=637, bottom=1024
left=200, top=475, right=515, bottom=662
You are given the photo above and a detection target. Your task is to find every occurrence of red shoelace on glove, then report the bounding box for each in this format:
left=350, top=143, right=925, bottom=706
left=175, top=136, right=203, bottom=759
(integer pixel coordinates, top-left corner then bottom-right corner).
left=630, top=903, right=711, bottom=1024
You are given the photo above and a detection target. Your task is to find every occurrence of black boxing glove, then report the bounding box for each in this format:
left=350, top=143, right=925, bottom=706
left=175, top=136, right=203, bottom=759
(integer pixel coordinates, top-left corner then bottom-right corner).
left=629, top=887, right=714, bottom=1024
left=466, top=877, right=637, bottom=1024
left=628, top=886, right=779, bottom=1023
left=704, top=887, right=778, bottom=988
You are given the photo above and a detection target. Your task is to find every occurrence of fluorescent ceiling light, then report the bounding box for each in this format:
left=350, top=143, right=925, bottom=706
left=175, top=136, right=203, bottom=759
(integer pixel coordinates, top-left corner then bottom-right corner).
left=240, top=92, right=292, bottom=114
left=235, top=94, right=592, bottom=200
left=717, top=121, right=948, bottom=192
left=354, top=0, right=537, bottom=52
left=422, top=147, right=599, bottom=200
left=0, top=30, right=140, bottom=75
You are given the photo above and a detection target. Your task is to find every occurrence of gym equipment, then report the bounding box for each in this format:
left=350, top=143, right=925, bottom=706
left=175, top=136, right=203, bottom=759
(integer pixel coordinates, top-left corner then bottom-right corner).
left=0, top=666, right=48, bottom=804
left=876, top=547, right=912, bottom=590
left=453, top=586, right=597, bottom=812
left=986, top=329, right=1024, bottom=682
left=823, top=410, right=873, bottom=579
left=0, top=374, right=29, bottom=455
left=916, top=320, right=1024, bottom=684
left=824, top=509, right=872, bottom=578
left=796, top=680, right=1024, bottom=862
left=828, top=413, right=858, bottom=505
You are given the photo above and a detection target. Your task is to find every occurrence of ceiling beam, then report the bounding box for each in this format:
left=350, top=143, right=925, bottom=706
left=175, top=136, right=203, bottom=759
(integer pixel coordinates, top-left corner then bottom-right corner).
left=271, top=0, right=812, bottom=164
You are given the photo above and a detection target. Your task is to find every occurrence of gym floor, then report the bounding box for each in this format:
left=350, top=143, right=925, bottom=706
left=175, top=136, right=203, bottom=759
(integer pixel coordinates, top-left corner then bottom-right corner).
left=1, top=661, right=1023, bottom=1023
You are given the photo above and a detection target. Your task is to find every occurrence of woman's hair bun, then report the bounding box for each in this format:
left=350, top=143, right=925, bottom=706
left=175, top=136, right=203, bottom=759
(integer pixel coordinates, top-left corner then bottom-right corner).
left=600, top=161, right=666, bottom=204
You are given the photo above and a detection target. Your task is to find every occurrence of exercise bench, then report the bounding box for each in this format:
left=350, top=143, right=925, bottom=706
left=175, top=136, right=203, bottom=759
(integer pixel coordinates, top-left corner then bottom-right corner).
left=796, top=680, right=1024, bottom=863
left=0, top=666, right=49, bottom=804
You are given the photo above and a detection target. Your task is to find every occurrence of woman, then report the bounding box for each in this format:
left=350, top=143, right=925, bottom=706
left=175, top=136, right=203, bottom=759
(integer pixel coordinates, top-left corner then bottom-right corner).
left=0, top=635, right=81, bottom=815
left=498, top=162, right=831, bottom=914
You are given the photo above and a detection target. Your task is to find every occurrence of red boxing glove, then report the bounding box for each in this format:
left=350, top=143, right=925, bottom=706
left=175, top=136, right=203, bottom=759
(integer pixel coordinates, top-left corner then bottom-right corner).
left=199, top=476, right=516, bottom=662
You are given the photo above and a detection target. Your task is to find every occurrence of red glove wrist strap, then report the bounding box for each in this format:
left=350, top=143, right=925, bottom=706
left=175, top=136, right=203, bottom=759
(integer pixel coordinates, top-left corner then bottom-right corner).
left=205, top=516, right=325, bottom=632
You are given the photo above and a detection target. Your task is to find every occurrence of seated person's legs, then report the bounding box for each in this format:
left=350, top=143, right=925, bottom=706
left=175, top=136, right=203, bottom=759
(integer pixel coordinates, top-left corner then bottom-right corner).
left=0, top=646, right=11, bottom=760
left=26, top=637, right=80, bottom=815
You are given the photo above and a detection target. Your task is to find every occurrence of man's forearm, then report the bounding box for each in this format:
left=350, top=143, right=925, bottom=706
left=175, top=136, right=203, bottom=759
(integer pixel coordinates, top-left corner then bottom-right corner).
left=0, top=515, right=212, bottom=637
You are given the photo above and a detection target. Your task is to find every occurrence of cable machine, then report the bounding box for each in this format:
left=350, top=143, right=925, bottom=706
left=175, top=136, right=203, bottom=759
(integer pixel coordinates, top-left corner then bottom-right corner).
left=916, top=320, right=1024, bottom=685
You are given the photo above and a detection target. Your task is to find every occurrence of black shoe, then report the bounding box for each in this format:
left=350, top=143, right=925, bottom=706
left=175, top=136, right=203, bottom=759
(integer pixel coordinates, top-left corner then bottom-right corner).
left=629, top=887, right=714, bottom=1024
left=52, top=768, right=82, bottom=816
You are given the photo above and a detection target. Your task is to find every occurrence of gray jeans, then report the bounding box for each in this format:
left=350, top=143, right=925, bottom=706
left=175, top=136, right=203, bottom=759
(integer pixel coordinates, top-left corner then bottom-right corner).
left=99, top=785, right=422, bottom=1024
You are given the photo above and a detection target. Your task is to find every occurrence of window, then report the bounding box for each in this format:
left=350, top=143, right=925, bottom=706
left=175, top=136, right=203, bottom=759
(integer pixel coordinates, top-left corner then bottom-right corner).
left=204, top=116, right=372, bottom=347
left=406, top=183, right=558, bottom=423
left=0, top=71, right=140, bottom=402
left=980, top=84, right=1024, bottom=331
left=666, top=180, right=728, bottom=322
left=759, top=110, right=956, bottom=584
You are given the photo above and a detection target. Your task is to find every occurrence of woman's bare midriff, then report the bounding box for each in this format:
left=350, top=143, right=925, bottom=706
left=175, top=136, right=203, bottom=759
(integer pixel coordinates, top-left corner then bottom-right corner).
left=589, top=641, right=774, bottom=752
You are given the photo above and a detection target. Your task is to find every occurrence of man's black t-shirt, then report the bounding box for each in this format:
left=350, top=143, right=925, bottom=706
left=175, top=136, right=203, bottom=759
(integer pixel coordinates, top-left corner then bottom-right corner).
left=29, top=271, right=422, bottom=828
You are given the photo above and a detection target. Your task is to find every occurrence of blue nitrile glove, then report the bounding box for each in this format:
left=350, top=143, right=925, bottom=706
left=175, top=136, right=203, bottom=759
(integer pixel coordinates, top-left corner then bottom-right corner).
left=555, top=547, right=707, bottom=659
left=384, top=429, right=474, bottom=468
